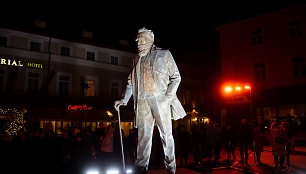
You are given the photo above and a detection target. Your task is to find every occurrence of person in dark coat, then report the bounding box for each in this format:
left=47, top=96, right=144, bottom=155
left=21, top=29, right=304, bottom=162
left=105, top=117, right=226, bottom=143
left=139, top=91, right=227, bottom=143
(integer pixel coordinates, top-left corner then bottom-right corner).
left=206, top=121, right=221, bottom=162
left=126, top=128, right=138, bottom=165
left=223, top=125, right=236, bottom=161
left=59, top=130, right=72, bottom=174
left=191, top=125, right=201, bottom=164
left=253, top=125, right=265, bottom=164
left=177, top=125, right=191, bottom=166
left=237, top=118, right=252, bottom=168
left=70, top=133, right=91, bottom=174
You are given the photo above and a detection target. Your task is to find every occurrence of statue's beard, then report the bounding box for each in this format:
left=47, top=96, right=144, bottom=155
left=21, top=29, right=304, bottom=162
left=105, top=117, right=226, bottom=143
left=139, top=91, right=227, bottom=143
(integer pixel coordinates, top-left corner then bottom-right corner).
left=138, top=43, right=152, bottom=57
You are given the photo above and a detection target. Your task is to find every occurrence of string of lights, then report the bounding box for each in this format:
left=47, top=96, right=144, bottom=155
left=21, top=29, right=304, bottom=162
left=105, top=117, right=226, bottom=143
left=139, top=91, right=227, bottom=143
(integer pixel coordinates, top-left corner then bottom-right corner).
left=0, top=108, right=25, bottom=135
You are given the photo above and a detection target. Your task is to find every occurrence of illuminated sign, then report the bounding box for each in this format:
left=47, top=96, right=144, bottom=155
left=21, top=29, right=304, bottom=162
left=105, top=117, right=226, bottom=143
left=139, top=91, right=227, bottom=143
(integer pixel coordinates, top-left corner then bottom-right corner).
left=1, top=58, right=43, bottom=69
left=67, top=105, right=93, bottom=111
left=27, top=62, right=43, bottom=68
left=1, top=58, right=23, bottom=67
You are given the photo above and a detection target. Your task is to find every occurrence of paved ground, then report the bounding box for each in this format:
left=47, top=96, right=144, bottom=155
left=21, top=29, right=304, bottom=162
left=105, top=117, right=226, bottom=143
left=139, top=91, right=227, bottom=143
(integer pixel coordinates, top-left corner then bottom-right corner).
left=147, top=146, right=306, bottom=173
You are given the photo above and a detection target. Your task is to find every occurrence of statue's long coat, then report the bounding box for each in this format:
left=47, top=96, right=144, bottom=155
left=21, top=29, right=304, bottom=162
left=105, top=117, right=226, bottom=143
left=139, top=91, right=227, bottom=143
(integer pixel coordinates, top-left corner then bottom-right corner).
left=121, top=46, right=186, bottom=127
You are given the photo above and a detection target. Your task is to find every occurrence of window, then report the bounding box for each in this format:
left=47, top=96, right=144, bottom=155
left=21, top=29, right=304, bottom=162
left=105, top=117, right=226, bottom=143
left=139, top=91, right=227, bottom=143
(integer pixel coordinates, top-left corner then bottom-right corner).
left=85, top=79, right=96, bottom=97
left=0, top=69, right=4, bottom=91
left=111, top=56, right=118, bottom=65
left=30, top=41, right=41, bottom=52
left=59, top=75, right=70, bottom=96
left=251, top=29, right=263, bottom=45
left=87, top=51, right=95, bottom=61
left=292, top=57, right=306, bottom=77
left=290, top=21, right=303, bottom=38
left=0, top=36, right=7, bottom=47
left=254, top=62, right=266, bottom=81
left=111, top=81, right=120, bottom=100
left=27, top=71, right=39, bottom=94
left=60, top=47, right=70, bottom=56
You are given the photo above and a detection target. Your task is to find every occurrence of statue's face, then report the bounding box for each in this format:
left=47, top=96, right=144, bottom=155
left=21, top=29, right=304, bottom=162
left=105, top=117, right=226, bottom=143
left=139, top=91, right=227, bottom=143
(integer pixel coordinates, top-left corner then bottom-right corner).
left=136, top=32, right=153, bottom=57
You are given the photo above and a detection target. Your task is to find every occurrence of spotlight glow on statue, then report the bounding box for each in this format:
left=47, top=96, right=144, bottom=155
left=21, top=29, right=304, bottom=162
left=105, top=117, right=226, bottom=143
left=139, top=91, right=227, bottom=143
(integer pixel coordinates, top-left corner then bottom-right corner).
left=114, top=27, right=186, bottom=174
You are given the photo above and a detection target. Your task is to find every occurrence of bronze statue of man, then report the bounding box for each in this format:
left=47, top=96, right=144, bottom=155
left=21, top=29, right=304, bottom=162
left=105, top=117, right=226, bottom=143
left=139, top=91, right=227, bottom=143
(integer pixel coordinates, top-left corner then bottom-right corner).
left=114, top=27, right=186, bottom=174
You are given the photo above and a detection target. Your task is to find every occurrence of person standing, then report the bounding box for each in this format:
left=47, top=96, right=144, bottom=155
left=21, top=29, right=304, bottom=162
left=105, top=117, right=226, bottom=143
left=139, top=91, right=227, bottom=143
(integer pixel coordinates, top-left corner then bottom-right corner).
left=114, top=27, right=186, bottom=174
left=253, top=125, right=265, bottom=164
left=126, top=128, right=138, bottom=165
left=269, top=122, right=285, bottom=168
left=223, top=125, right=236, bottom=162
left=237, top=118, right=252, bottom=168
left=101, top=125, right=115, bottom=165
left=177, top=125, right=191, bottom=166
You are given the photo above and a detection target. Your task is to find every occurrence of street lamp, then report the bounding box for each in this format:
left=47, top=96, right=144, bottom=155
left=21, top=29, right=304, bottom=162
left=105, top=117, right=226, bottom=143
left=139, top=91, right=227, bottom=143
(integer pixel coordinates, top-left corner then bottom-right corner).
left=222, top=83, right=253, bottom=122
left=245, top=85, right=252, bottom=121
left=235, top=86, right=241, bottom=91
left=225, top=86, right=232, bottom=92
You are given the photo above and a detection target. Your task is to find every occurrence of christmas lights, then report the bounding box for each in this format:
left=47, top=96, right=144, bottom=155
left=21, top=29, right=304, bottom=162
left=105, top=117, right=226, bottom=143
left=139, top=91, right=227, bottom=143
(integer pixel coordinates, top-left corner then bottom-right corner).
left=0, top=108, right=25, bottom=135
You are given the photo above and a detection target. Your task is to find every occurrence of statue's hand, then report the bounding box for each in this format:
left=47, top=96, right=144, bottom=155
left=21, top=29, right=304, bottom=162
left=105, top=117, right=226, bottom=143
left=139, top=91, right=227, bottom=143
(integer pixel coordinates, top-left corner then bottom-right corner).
left=114, top=99, right=126, bottom=110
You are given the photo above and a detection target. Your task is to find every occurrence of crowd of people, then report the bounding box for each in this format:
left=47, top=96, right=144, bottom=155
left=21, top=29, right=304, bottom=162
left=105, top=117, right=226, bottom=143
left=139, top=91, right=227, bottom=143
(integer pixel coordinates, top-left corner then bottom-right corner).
left=0, top=117, right=297, bottom=174
left=174, top=117, right=296, bottom=170
left=0, top=122, right=138, bottom=174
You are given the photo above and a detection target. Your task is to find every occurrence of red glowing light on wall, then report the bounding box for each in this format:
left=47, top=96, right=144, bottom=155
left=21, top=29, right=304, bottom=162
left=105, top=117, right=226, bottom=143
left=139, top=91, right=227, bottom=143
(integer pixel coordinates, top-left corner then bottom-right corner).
left=225, top=87, right=232, bottom=92
left=245, top=85, right=251, bottom=89
left=221, top=83, right=251, bottom=95
left=68, top=105, right=93, bottom=111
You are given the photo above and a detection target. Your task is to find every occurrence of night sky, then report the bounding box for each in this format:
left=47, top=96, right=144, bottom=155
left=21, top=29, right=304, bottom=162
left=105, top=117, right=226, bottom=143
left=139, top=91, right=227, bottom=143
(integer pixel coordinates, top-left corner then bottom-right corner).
left=1, top=1, right=305, bottom=63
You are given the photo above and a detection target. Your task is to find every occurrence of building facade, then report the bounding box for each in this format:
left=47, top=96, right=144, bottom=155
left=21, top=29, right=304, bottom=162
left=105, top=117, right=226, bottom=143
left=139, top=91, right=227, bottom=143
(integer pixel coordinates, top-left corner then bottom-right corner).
left=217, top=5, right=306, bottom=125
left=0, top=27, right=136, bottom=134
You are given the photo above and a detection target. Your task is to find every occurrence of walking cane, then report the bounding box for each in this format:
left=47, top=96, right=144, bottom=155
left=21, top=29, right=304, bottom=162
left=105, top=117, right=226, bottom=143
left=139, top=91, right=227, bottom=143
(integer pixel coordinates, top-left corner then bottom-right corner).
left=116, top=106, right=126, bottom=173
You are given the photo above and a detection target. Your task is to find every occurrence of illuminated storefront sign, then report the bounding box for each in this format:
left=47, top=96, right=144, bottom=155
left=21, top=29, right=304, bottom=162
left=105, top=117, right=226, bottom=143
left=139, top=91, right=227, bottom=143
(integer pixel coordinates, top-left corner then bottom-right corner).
left=67, top=105, right=93, bottom=111
left=1, top=58, right=43, bottom=69
left=1, top=58, right=23, bottom=67
left=27, top=62, right=43, bottom=68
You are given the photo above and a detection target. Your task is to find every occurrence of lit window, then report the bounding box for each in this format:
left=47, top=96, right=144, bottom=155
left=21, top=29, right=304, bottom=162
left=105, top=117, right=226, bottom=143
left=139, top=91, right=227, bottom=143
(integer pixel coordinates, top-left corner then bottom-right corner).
left=111, top=56, right=118, bottom=65
left=290, top=21, right=303, bottom=38
left=28, top=71, right=39, bottom=94
left=87, top=51, right=95, bottom=61
left=59, top=75, right=70, bottom=96
left=251, top=29, right=263, bottom=45
left=0, top=36, right=7, bottom=47
left=254, top=62, right=266, bottom=81
left=60, top=47, right=70, bottom=56
left=86, top=80, right=96, bottom=97
left=30, top=41, right=41, bottom=52
left=292, top=57, right=306, bottom=77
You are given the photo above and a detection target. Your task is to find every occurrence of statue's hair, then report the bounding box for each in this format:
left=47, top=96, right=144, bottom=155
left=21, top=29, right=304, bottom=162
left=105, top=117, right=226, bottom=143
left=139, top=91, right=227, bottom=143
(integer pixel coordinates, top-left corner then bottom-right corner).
left=138, top=27, right=154, bottom=41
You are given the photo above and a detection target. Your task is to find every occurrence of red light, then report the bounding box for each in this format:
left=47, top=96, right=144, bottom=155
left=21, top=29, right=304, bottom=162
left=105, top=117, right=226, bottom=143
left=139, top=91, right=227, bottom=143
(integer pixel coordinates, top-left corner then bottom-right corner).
left=225, top=87, right=232, bottom=92
left=235, top=86, right=241, bottom=91
left=245, top=85, right=250, bottom=89
left=68, top=104, right=93, bottom=111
